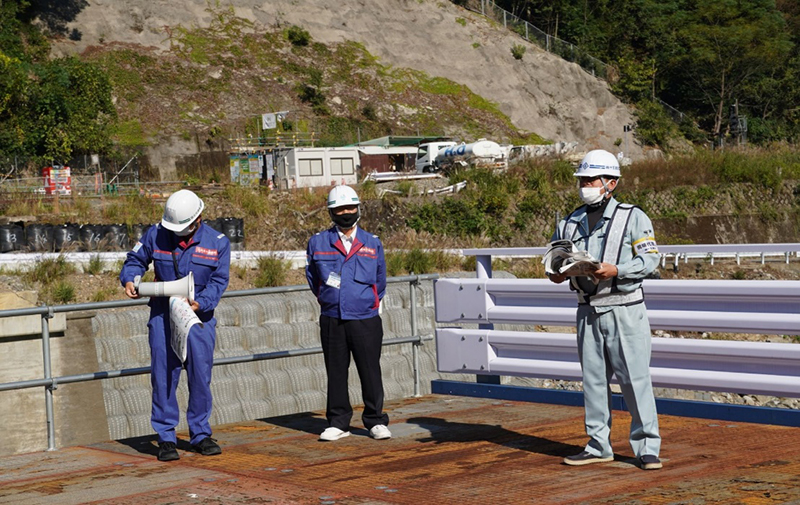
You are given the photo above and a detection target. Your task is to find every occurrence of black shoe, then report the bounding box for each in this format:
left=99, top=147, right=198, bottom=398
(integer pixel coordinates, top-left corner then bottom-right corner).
left=563, top=451, right=614, bottom=466
left=157, top=441, right=179, bottom=462
left=639, top=454, right=662, bottom=470
left=192, top=437, right=222, bottom=456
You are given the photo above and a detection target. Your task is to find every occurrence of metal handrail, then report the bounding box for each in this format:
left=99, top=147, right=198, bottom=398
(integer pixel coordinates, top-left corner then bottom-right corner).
left=0, top=273, right=439, bottom=451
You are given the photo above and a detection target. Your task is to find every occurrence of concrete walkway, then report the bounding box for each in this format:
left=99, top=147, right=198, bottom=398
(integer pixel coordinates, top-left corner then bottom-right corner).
left=2, top=395, right=800, bottom=504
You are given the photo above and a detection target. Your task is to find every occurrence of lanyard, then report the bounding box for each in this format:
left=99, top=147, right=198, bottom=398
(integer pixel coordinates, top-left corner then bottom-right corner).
left=171, top=250, right=180, bottom=278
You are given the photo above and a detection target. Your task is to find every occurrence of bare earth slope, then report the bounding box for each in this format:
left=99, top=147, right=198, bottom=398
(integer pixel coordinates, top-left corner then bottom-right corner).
left=55, top=0, right=641, bottom=155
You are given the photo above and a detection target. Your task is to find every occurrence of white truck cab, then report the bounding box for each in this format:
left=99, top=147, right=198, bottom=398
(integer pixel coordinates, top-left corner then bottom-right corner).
left=415, top=141, right=457, bottom=173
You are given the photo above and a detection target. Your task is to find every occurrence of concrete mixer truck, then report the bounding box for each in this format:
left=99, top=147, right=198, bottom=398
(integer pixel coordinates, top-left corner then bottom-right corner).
left=415, top=139, right=507, bottom=174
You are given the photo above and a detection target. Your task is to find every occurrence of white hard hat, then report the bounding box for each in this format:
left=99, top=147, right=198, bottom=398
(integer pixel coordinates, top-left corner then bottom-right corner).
left=327, top=185, right=360, bottom=208
left=574, top=149, right=621, bottom=178
left=162, top=189, right=204, bottom=232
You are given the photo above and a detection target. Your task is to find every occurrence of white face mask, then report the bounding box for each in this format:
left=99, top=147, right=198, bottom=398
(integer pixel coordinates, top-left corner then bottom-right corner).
left=175, top=222, right=197, bottom=237
left=579, top=186, right=605, bottom=206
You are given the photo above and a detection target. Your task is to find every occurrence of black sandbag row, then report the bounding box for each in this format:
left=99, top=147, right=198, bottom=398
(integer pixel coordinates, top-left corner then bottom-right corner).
left=0, top=218, right=245, bottom=253
left=205, top=217, right=245, bottom=251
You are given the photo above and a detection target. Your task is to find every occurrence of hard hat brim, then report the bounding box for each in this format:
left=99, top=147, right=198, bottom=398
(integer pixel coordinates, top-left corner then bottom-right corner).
left=161, top=218, right=190, bottom=232
left=162, top=198, right=204, bottom=232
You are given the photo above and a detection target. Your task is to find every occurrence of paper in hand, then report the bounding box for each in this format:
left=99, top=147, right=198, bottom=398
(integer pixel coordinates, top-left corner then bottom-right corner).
left=169, top=296, right=203, bottom=362
left=543, top=239, right=601, bottom=282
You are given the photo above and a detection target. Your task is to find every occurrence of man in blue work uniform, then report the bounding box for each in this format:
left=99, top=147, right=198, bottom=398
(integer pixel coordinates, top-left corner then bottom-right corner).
left=306, top=185, right=391, bottom=442
left=120, top=189, right=230, bottom=461
left=548, top=150, right=662, bottom=470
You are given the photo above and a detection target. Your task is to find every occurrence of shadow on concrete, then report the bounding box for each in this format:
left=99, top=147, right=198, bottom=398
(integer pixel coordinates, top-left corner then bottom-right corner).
left=114, top=434, right=196, bottom=457
left=407, top=416, right=640, bottom=467
left=407, top=416, right=583, bottom=458
left=257, top=411, right=329, bottom=436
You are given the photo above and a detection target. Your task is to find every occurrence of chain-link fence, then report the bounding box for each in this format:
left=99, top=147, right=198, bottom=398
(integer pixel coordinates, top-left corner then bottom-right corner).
left=0, top=153, right=149, bottom=196
left=461, top=0, right=692, bottom=125
left=465, top=0, right=610, bottom=80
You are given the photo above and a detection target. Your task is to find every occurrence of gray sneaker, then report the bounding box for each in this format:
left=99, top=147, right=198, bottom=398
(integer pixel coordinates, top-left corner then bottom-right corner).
left=639, top=454, right=662, bottom=470
left=563, top=451, right=613, bottom=466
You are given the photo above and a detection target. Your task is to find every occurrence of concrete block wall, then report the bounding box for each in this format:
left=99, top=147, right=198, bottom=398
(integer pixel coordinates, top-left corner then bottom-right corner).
left=92, top=279, right=474, bottom=441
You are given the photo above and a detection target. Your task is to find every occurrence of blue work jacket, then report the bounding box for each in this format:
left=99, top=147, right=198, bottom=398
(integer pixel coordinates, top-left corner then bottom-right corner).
left=120, top=222, right=231, bottom=322
left=306, top=226, right=386, bottom=320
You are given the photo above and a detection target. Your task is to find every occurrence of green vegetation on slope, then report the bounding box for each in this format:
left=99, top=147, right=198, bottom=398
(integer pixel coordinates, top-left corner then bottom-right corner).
left=491, top=0, right=800, bottom=146
left=4, top=149, right=799, bottom=250
left=0, top=1, right=116, bottom=164
left=85, top=4, right=543, bottom=151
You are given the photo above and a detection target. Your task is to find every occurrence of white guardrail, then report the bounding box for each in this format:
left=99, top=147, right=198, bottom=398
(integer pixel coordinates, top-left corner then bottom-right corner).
left=1, top=243, right=798, bottom=271
left=463, top=244, right=800, bottom=267
left=436, top=247, right=800, bottom=398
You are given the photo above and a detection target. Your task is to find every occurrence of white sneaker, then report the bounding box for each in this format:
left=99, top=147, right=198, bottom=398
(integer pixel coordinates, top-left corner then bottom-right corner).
left=369, top=424, right=392, bottom=440
left=319, top=427, right=350, bottom=441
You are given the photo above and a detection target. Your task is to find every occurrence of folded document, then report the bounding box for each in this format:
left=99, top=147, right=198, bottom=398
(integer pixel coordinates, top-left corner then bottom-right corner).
left=543, top=239, right=601, bottom=282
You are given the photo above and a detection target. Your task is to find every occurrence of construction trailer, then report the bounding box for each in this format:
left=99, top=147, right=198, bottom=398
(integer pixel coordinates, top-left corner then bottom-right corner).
left=273, top=147, right=359, bottom=189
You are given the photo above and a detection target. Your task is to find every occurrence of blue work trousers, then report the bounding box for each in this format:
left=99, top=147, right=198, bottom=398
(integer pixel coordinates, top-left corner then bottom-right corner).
left=148, top=311, right=216, bottom=445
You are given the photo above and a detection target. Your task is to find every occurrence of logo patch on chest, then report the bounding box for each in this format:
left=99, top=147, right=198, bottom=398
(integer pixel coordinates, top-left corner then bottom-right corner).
left=196, top=246, right=218, bottom=256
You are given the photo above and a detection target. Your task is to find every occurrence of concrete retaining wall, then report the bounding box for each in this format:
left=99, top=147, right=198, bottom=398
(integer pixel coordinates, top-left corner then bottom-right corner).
left=91, top=280, right=470, bottom=442
left=3, top=274, right=538, bottom=455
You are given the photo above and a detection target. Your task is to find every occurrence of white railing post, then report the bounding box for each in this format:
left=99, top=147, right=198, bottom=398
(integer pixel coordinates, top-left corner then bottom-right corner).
left=475, top=255, right=499, bottom=384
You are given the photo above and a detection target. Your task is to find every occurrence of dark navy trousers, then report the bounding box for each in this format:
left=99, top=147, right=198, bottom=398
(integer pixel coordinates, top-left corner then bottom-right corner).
left=319, top=314, right=388, bottom=431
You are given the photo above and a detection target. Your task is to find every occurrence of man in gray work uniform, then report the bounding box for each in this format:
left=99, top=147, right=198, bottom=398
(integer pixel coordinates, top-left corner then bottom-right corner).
left=548, top=149, right=662, bottom=470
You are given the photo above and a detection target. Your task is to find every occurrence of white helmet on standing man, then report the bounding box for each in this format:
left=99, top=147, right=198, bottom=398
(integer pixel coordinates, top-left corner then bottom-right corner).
left=162, top=189, right=204, bottom=234
left=327, top=185, right=361, bottom=208
left=327, top=185, right=361, bottom=229
left=574, top=149, right=621, bottom=179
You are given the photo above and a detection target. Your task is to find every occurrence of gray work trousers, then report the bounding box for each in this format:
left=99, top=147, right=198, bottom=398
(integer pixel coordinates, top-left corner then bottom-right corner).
left=576, top=302, right=661, bottom=458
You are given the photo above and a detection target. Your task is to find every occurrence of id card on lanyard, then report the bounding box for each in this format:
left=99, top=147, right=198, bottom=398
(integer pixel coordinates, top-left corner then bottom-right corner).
left=325, top=272, right=341, bottom=289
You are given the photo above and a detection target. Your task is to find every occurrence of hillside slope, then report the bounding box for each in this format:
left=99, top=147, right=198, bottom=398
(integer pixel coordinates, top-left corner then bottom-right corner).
left=54, top=0, right=641, bottom=156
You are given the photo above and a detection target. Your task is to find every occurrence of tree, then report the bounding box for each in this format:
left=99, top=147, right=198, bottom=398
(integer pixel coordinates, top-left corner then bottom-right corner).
left=0, top=2, right=116, bottom=160
left=669, top=0, right=792, bottom=139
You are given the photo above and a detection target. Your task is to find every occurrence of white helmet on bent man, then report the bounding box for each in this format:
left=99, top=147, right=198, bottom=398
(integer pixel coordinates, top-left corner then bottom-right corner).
left=162, top=189, right=205, bottom=233
left=574, top=149, right=621, bottom=179
left=327, top=185, right=360, bottom=208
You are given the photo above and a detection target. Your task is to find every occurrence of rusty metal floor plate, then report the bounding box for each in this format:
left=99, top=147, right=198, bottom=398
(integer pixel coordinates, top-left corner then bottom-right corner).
left=2, top=395, right=800, bottom=504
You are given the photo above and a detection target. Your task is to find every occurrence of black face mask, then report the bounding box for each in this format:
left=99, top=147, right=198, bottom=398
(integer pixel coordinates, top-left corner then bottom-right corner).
left=330, top=209, right=360, bottom=229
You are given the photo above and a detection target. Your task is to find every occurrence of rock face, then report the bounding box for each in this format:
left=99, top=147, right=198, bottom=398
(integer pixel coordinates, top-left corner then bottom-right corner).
left=54, top=0, right=641, bottom=158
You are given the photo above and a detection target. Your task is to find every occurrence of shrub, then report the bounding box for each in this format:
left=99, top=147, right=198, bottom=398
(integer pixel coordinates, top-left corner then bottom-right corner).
left=286, top=25, right=311, bottom=46
left=731, top=270, right=747, bottom=280
left=360, top=180, right=378, bottom=200
left=254, top=256, right=290, bottom=287
left=362, top=103, right=378, bottom=121
left=385, top=251, right=406, bottom=276
left=396, top=181, right=416, bottom=196
left=634, top=100, right=679, bottom=148
left=404, top=248, right=435, bottom=274
left=90, top=288, right=116, bottom=302
left=511, top=44, right=526, bottom=60
left=85, top=254, right=104, bottom=275
left=51, top=281, right=76, bottom=304
left=26, top=255, right=75, bottom=285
